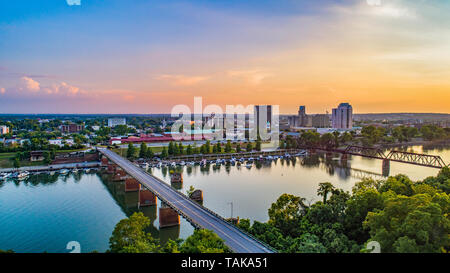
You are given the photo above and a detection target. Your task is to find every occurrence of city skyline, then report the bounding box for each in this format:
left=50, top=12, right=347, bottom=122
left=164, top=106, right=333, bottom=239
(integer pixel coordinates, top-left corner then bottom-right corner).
left=1, top=0, right=450, bottom=114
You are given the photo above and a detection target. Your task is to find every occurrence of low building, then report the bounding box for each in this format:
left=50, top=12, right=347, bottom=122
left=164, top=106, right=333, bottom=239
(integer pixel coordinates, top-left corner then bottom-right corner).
left=30, top=151, right=45, bottom=162
left=108, top=118, right=126, bottom=128
left=49, top=139, right=64, bottom=147
left=60, top=123, right=84, bottom=134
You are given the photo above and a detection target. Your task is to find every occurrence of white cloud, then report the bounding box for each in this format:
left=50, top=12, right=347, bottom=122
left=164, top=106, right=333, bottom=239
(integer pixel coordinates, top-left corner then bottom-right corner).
left=18, top=76, right=40, bottom=92
left=155, top=74, right=209, bottom=86
left=227, top=69, right=272, bottom=85
left=7, top=77, right=84, bottom=97
left=66, top=0, right=81, bottom=6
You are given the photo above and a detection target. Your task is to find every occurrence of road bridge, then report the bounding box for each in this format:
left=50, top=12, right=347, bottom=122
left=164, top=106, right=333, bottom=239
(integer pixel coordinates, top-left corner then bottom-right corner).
left=98, top=148, right=275, bottom=253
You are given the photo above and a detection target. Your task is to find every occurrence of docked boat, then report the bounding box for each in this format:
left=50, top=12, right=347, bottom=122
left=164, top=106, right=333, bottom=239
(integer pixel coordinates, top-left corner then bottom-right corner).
left=17, top=171, right=29, bottom=180
left=0, top=173, right=10, bottom=180
left=59, top=169, right=69, bottom=175
left=245, top=162, right=253, bottom=169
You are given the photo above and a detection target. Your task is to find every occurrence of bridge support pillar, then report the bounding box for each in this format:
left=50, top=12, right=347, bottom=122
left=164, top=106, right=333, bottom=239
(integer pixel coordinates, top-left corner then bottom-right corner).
left=125, top=178, right=141, bottom=192
left=101, top=157, right=109, bottom=167
left=113, top=168, right=127, bottom=181
left=189, top=189, right=203, bottom=204
left=170, top=173, right=183, bottom=190
left=139, top=189, right=157, bottom=207
left=159, top=203, right=180, bottom=228
left=382, top=159, right=390, bottom=177
left=107, top=163, right=116, bottom=174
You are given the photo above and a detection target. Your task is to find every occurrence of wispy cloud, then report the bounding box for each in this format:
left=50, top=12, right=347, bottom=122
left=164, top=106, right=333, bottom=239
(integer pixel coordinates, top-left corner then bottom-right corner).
left=155, top=74, right=209, bottom=86
left=227, top=69, right=273, bottom=85
left=66, top=0, right=81, bottom=6
left=4, top=77, right=84, bottom=97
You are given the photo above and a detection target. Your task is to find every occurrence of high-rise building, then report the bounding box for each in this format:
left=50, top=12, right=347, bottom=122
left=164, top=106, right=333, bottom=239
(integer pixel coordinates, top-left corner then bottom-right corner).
left=0, top=126, right=10, bottom=135
left=332, top=103, right=353, bottom=129
left=298, top=106, right=309, bottom=127
left=254, top=105, right=272, bottom=131
left=108, top=118, right=127, bottom=128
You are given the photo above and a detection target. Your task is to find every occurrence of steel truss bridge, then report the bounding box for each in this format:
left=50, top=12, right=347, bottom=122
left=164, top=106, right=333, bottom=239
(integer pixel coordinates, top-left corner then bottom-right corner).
left=310, top=145, right=448, bottom=169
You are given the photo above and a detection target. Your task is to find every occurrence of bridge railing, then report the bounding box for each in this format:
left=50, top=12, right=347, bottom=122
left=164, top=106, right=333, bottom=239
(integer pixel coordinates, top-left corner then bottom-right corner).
left=142, top=169, right=278, bottom=253
left=99, top=148, right=277, bottom=253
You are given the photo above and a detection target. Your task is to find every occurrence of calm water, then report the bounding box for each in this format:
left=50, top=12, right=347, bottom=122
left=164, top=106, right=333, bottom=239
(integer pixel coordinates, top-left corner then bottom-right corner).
left=0, top=145, right=448, bottom=253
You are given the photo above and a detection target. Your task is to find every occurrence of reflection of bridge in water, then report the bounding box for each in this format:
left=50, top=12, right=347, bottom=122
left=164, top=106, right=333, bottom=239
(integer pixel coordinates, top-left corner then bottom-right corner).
left=98, top=148, right=275, bottom=253
left=99, top=172, right=181, bottom=245
left=306, top=145, right=448, bottom=169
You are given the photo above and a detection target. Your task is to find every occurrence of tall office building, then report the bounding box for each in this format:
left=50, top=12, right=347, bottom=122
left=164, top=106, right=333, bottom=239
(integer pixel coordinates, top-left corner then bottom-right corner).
left=332, top=103, right=353, bottom=129
left=298, top=106, right=308, bottom=127
left=254, top=105, right=272, bottom=131
left=108, top=118, right=127, bottom=128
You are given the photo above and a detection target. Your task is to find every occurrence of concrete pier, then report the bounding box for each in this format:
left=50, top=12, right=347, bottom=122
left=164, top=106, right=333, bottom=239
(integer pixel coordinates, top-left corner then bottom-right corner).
left=159, top=203, right=180, bottom=228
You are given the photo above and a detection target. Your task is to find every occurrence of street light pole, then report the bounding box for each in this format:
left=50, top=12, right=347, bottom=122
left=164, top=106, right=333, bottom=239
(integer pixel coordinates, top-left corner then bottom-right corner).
left=228, top=202, right=233, bottom=218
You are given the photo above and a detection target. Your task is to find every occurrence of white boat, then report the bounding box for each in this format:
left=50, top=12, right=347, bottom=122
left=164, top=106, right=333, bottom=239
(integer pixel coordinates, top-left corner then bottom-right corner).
left=245, top=162, right=253, bottom=169
left=17, top=171, right=29, bottom=180
left=170, top=162, right=177, bottom=167
left=179, top=161, right=186, bottom=166
left=266, top=155, right=274, bottom=160
left=60, top=169, right=69, bottom=174
left=295, top=150, right=308, bottom=157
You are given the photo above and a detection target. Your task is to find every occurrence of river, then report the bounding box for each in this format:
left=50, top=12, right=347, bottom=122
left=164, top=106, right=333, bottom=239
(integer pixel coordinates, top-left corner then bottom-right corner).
left=0, top=145, right=448, bottom=253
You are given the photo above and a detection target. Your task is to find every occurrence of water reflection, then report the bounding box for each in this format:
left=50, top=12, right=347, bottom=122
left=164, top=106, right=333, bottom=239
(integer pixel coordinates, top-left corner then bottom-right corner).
left=99, top=173, right=181, bottom=245
left=0, top=145, right=448, bottom=253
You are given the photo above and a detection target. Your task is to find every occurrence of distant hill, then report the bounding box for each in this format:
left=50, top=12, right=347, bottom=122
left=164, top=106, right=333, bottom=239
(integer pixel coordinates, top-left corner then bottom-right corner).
left=353, top=113, right=450, bottom=122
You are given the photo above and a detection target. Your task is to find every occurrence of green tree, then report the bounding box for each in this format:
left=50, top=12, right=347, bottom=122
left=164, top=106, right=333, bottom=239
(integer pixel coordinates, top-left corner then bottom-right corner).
left=236, top=143, right=241, bottom=152
left=255, top=140, right=262, bottom=151
left=268, top=193, right=307, bottom=237
left=179, top=229, right=230, bottom=253
left=364, top=193, right=450, bottom=253
left=225, top=140, right=232, bottom=153
left=13, top=157, right=20, bottom=169
left=139, top=142, right=148, bottom=158
left=126, top=143, right=136, bottom=159
left=146, top=147, right=154, bottom=159
left=246, top=142, right=253, bottom=152
left=317, top=182, right=335, bottom=204
left=109, top=212, right=159, bottom=253
left=160, top=147, right=168, bottom=158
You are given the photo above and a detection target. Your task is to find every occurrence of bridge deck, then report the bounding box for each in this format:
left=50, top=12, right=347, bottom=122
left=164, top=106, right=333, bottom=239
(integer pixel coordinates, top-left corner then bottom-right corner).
left=99, top=148, right=274, bottom=253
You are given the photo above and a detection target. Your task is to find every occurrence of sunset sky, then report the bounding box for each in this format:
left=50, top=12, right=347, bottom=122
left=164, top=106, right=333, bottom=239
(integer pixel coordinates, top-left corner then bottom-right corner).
left=0, top=0, right=449, bottom=114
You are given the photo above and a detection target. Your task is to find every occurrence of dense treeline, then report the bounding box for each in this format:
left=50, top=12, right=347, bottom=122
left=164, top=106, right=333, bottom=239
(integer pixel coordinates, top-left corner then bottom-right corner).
left=126, top=140, right=263, bottom=160
left=281, top=125, right=449, bottom=150
left=237, top=167, right=450, bottom=253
